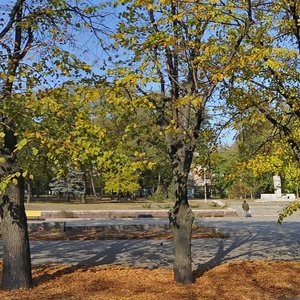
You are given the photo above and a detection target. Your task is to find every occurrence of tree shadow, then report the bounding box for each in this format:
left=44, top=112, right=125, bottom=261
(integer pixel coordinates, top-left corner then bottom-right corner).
left=33, top=264, right=81, bottom=286
left=31, top=239, right=173, bottom=285
left=194, top=220, right=300, bottom=279
left=2, top=219, right=300, bottom=287
left=194, top=232, right=255, bottom=278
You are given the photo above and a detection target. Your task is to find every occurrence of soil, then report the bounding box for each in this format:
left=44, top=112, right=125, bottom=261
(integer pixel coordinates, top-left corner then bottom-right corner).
left=1, top=260, right=300, bottom=299
left=27, top=225, right=227, bottom=241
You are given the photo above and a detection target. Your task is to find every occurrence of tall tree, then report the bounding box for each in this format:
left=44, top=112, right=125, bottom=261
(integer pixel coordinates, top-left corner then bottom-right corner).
left=111, top=0, right=257, bottom=283
left=223, top=0, right=300, bottom=164
left=0, top=0, right=106, bottom=290
left=221, top=0, right=299, bottom=220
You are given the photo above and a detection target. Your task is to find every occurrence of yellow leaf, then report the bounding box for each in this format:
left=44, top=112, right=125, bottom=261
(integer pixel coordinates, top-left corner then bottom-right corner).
left=32, top=147, right=39, bottom=155
left=82, top=64, right=92, bottom=71
left=16, top=138, right=29, bottom=151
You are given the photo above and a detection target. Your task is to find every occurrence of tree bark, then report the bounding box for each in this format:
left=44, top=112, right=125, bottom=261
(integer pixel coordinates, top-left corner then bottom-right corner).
left=90, top=170, right=98, bottom=199
left=1, top=169, right=32, bottom=290
left=82, top=171, right=87, bottom=204
left=169, top=203, right=194, bottom=283
left=167, top=138, right=195, bottom=283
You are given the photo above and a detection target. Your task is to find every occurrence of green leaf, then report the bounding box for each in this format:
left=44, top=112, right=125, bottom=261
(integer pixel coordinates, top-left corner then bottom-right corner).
left=16, top=138, right=29, bottom=151
left=0, top=182, right=7, bottom=191
left=32, top=147, right=39, bottom=155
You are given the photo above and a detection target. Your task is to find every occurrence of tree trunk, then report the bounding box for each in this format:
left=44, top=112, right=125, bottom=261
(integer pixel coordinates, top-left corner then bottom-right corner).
left=81, top=192, right=86, bottom=204
left=0, top=124, right=33, bottom=290
left=90, top=170, right=98, bottom=199
left=0, top=0, right=33, bottom=290
left=26, top=181, right=31, bottom=203
left=1, top=176, right=32, bottom=290
left=82, top=172, right=87, bottom=204
left=169, top=203, right=194, bottom=283
left=167, top=139, right=195, bottom=283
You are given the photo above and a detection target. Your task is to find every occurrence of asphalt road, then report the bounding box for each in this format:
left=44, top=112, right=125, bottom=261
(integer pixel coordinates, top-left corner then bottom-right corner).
left=1, top=214, right=300, bottom=271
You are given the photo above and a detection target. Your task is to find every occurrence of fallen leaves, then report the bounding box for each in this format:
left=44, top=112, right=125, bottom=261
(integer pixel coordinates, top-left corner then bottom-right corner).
left=1, top=260, right=300, bottom=299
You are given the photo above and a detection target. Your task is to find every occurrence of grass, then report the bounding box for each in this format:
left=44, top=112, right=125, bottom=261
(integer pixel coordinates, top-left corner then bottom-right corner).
left=25, top=196, right=223, bottom=211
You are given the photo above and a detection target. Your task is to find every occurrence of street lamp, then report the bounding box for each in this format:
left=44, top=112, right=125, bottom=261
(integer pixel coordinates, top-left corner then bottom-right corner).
left=204, top=167, right=207, bottom=203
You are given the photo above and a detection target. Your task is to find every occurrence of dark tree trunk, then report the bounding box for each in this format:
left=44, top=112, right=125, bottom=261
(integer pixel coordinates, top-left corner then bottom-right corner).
left=65, top=192, right=70, bottom=202
left=1, top=162, right=32, bottom=290
left=169, top=203, right=194, bottom=283
left=167, top=139, right=195, bottom=283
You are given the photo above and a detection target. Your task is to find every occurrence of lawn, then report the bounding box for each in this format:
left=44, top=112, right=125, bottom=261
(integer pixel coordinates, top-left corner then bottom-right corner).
left=24, top=197, right=224, bottom=211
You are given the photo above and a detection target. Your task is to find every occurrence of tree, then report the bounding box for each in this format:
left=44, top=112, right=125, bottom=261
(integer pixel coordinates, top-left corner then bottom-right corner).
left=221, top=0, right=299, bottom=220
left=110, top=0, right=257, bottom=283
left=223, top=0, right=299, bottom=164
left=29, top=82, right=156, bottom=202
left=50, top=168, right=86, bottom=202
left=0, top=0, right=107, bottom=290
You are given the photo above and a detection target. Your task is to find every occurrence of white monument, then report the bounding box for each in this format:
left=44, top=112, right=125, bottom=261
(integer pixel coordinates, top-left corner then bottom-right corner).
left=260, top=175, right=296, bottom=201
left=273, top=175, right=282, bottom=197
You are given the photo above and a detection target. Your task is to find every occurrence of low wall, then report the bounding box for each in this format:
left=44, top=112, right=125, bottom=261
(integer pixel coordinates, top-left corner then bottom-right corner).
left=40, top=208, right=238, bottom=219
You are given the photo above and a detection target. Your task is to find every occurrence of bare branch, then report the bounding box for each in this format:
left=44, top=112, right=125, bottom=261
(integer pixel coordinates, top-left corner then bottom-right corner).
left=0, top=0, right=25, bottom=40
left=19, top=27, right=33, bottom=60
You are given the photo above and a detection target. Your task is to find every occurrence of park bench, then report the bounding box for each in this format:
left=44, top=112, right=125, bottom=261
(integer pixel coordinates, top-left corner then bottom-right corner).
left=26, top=210, right=44, bottom=220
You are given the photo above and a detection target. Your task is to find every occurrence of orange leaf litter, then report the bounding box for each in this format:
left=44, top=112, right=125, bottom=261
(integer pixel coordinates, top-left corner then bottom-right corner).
left=1, top=260, right=300, bottom=300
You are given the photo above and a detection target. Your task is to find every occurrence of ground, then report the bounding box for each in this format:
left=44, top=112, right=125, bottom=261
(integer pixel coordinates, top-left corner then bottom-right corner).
left=27, top=224, right=226, bottom=240
left=2, top=227, right=300, bottom=299
left=1, top=260, right=300, bottom=299
left=2, top=198, right=300, bottom=298
left=24, top=197, right=221, bottom=211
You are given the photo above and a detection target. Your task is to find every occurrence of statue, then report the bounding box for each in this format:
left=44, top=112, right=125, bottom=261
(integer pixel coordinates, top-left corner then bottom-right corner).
left=273, top=175, right=282, bottom=196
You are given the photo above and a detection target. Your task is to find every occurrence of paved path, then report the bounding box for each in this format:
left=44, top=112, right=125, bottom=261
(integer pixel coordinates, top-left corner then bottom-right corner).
left=228, top=200, right=293, bottom=217
left=1, top=214, right=300, bottom=272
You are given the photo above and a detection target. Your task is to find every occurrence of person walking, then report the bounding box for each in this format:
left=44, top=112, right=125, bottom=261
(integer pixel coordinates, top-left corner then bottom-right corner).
left=242, top=200, right=250, bottom=218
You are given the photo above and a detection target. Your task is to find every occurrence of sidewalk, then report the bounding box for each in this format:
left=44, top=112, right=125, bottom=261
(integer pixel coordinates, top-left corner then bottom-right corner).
left=1, top=201, right=299, bottom=269
left=0, top=215, right=299, bottom=270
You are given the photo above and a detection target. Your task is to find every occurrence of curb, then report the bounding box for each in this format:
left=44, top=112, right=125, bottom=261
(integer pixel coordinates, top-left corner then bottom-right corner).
left=38, top=208, right=238, bottom=219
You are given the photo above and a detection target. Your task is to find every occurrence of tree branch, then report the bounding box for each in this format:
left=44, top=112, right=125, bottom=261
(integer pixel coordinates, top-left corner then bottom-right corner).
left=0, top=0, right=24, bottom=40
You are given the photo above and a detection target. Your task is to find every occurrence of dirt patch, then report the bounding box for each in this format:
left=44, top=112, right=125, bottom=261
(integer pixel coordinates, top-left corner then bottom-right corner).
left=28, top=225, right=227, bottom=241
left=1, top=260, right=300, bottom=299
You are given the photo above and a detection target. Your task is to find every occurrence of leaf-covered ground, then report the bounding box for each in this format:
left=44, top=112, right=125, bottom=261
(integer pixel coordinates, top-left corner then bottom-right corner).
left=2, top=227, right=300, bottom=299
left=28, top=225, right=226, bottom=241
left=1, top=260, right=300, bottom=299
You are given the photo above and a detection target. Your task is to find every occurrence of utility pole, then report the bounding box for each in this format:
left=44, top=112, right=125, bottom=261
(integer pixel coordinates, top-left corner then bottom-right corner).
left=204, top=167, right=207, bottom=203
